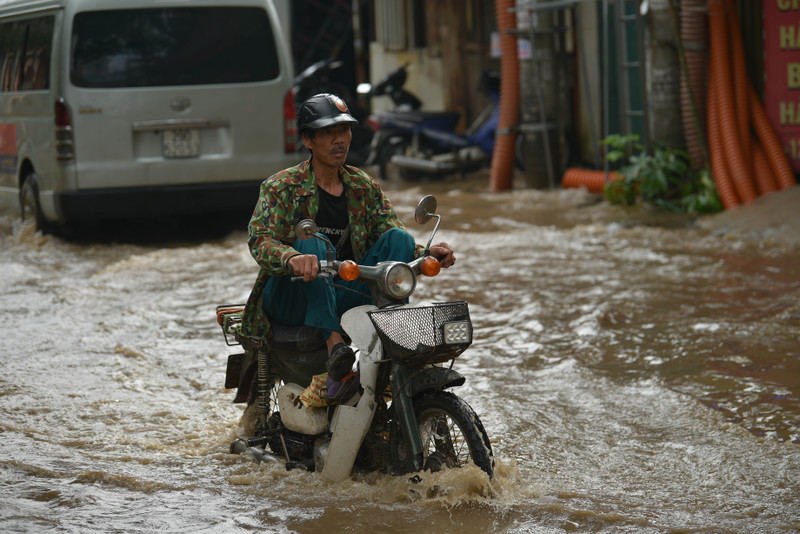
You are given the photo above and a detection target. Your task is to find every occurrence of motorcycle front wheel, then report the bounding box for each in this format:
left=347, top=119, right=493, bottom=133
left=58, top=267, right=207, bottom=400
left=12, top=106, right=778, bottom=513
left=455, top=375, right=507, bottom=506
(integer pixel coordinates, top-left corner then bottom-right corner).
left=414, top=391, right=494, bottom=478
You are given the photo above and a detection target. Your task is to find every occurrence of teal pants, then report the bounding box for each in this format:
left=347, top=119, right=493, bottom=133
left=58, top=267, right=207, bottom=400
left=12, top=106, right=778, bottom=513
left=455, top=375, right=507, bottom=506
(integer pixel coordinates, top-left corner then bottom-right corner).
left=261, top=228, right=415, bottom=337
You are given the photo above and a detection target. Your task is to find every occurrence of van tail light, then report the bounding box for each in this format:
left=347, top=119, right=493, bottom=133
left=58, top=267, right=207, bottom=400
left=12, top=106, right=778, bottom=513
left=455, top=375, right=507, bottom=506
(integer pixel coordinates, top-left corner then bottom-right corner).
left=284, top=89, right=297, bottom=153
left=54, top=97, right=75, bottom=162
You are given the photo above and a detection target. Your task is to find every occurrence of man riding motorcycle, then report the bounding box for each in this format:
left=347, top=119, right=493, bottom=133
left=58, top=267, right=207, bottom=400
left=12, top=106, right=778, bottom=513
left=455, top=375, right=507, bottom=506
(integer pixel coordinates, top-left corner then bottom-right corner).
left=242, top=93, right=456, bottom=384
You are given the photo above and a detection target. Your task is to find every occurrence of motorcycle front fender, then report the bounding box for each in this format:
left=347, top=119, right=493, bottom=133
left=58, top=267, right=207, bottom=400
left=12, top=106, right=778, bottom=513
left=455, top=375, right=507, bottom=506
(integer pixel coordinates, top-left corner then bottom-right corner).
left=389, top=365, right=465, bottom=474
left=408, top=366, right=465, bottom=398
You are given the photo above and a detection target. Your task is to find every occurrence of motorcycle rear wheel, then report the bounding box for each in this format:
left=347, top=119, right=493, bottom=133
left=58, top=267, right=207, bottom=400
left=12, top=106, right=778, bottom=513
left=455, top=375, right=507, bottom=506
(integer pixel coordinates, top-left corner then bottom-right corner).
left=414, top=391, right=494, bottom=478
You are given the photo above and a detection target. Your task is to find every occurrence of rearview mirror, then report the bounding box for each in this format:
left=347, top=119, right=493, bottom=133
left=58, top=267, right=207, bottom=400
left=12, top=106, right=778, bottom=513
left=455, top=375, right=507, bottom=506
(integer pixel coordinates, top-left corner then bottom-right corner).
left=414, top=195, right=437, bottom=225
left=295, top=219, right=318, bottom=240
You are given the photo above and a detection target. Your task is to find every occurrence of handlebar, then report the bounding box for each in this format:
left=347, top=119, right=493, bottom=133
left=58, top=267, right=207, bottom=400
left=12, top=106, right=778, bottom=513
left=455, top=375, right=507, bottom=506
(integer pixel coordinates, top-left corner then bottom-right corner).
left=291, top=273, right=334, bottom=282
left=288, top=258, right=341, bottom=283
left=287, top=195, right=443, bottom=304
left=287, top=255, right=441, bottom=308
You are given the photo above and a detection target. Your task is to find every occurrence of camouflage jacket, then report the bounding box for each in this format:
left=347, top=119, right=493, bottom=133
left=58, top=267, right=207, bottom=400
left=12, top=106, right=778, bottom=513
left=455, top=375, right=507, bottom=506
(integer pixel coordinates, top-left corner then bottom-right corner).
left=240, top=159, right=423, bottom=338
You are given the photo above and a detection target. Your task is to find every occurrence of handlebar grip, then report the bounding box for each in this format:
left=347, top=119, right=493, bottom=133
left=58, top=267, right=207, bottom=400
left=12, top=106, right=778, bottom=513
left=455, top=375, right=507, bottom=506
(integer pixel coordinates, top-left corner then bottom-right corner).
left=287, top=256, right=325, bottom=282
left=291, top=272, right=332, bottom=282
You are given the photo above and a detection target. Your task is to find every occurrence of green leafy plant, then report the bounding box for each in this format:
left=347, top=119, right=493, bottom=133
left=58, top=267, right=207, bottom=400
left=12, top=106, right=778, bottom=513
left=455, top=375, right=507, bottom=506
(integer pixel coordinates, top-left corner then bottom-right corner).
left=680, top=167, right=723, bottom=214
left=600, top=134, right=722, bottom=214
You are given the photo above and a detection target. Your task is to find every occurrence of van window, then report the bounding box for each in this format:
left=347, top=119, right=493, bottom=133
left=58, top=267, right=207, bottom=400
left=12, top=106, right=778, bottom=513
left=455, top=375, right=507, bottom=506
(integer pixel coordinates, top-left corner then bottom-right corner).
left=71, top=7, right=281, bottom=88
left=0, top=22, right=21, bottom=92
left=0, top=16, right=54, bottom=92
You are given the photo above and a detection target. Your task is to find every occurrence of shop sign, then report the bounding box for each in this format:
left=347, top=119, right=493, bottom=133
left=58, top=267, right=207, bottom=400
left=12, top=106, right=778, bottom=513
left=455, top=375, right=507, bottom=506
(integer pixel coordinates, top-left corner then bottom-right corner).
left=765, top=1, right=800, bottom=172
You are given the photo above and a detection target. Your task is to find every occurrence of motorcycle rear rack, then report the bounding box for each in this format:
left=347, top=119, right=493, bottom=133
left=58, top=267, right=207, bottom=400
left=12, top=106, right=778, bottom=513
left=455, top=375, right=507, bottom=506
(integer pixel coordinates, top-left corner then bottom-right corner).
left=216, top=304, right=245, bottom=346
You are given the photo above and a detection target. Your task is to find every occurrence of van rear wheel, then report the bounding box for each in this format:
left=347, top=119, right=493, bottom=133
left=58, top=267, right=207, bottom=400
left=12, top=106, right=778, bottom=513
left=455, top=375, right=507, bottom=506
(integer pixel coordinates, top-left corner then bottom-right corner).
left=20, top=173, right=51, bottom=234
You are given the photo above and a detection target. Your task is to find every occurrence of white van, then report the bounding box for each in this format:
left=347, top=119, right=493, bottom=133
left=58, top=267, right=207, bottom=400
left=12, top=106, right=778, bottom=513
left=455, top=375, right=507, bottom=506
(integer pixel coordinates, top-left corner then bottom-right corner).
left=0, top=0, right=297, bottom=232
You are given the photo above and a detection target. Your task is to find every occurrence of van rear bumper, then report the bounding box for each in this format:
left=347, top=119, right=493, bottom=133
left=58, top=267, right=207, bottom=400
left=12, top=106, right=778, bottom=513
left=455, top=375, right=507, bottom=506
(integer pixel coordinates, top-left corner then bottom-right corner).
left=54, top=180, right=263, bottom=222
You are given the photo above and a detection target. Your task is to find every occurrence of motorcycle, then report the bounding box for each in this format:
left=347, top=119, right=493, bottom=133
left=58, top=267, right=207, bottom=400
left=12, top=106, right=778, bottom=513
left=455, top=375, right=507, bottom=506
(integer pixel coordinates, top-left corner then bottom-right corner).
left=216, top=196, right=494, bottom=481
left=361, top=65, right=501, bottom=182
left=359, top=61, right=423, bottom=112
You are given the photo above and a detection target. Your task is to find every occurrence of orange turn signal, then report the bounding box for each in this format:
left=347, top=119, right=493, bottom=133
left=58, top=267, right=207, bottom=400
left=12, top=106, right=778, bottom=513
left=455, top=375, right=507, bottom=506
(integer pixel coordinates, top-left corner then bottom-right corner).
left=420, top=256, right=441, bottom=277
left=339, top=260, right=360, bottom=281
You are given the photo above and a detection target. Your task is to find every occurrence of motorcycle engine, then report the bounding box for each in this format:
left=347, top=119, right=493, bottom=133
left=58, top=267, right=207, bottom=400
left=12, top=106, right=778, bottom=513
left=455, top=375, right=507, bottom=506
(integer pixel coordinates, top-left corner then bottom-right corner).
left=354, top=433, right=392, bottom=472
left=264, top=412, right=316, bottom=460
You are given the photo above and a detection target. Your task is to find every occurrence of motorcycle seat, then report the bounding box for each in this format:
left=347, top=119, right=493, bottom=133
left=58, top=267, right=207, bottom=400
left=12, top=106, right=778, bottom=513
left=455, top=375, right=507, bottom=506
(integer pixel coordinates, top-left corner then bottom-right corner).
left=380, top=109, right=460, bottom=130
left=420, top=127, right=473, bottom=149
left=269, top=320, right=326, bottom=353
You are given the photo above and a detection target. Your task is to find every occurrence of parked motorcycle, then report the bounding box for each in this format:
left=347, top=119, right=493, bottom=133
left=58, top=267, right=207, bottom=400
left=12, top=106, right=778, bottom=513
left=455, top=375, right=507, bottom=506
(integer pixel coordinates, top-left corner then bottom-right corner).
left=217, top=196, right=494, bottom=481
left=362, top=65, right=501, bottom=182
left=359, top=61, right=423, bottom=111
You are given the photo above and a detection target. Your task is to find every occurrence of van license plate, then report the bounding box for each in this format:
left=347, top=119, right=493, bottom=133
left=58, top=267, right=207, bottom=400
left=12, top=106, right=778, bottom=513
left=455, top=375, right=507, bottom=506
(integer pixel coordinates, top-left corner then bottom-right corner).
left=162, top=129, right=200, bottom=158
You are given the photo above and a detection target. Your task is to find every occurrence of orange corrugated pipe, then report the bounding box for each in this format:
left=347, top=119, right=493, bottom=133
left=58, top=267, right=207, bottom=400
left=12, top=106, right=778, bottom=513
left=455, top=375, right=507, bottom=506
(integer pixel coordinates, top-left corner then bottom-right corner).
left=679, top=0, right=708, bottom=171
left=725, top=0, right=753, bottom=177
left=489, top=0, right=520, bottom=192
left=561, top=168, right=622, bottom=194
left=707, top=0, right=757, bottom=203
left=752, top=142, right=779, bottom=196
left=748, top=84, right=797, bottom=191
left=707, top=56, right=740, bottom=209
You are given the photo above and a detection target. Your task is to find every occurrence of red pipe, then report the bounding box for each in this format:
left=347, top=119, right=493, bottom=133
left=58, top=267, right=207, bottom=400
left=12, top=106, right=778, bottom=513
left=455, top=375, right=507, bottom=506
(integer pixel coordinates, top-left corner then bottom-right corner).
left=561, top=168, right=622, bottom=194
left=752, top=142, right=779, bottom=196
left=707, top=0, right=757, bottom=203
left=707, top=50, right=740, bottom=209
left=489, top=0, right=520, bottom=192
left=748, top=84, right=797, bottom=191
left=679, top=0, right=708, bottom=171
left=725, top=0, right=752, bottom=177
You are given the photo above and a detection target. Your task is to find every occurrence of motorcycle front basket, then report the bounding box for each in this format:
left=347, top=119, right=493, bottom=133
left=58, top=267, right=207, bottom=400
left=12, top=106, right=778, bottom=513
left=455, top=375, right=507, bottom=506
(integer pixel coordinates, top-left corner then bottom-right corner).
left=367, top=301, right=472, bottom=366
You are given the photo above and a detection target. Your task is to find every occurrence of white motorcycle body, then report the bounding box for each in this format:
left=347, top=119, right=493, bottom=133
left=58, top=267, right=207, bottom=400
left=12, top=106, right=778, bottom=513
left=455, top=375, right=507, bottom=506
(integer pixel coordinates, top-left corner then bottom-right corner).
left=320, top=304, right=381, bottom=481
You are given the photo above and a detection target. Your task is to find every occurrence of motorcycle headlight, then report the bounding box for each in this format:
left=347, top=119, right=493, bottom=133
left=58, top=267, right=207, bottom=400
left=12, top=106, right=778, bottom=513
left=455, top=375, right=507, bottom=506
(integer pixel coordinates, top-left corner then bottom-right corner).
left=383, top=263, right=416, bottom=299
left=443, top=321, right=472, bottom=344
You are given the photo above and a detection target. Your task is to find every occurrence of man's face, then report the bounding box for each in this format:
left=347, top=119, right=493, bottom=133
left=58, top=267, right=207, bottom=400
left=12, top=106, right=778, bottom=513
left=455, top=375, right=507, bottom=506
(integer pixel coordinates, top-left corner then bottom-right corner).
left=303, top=124, right=352, bottom=169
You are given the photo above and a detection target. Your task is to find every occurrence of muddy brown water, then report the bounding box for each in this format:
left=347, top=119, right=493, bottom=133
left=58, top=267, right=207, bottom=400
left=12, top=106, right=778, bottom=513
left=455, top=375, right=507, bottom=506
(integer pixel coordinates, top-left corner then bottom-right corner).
left=1, top=177, right=798, bottom=533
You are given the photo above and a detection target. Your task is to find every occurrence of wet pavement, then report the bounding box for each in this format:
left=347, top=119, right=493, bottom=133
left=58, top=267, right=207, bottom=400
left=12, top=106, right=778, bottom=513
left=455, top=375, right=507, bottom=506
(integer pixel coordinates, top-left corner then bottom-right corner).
left=1, top=176, right=798, bottom=533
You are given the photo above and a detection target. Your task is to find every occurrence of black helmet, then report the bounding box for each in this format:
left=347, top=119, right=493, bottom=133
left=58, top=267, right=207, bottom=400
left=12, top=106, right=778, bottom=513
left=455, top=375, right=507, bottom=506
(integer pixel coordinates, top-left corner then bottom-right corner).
left=297, top=93, right=357, bottom=134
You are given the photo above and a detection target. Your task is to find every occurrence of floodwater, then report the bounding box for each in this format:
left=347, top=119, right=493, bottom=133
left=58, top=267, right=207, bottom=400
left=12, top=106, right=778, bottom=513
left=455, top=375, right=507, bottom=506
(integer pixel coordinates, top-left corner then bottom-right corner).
left=1, top=176, right=798, bottom=533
